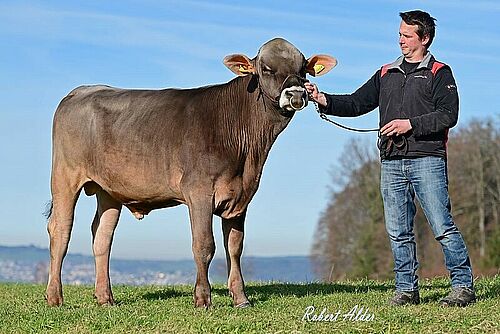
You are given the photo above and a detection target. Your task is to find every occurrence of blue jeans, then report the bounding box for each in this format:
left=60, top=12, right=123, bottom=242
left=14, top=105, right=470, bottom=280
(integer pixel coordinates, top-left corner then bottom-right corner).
left=380, top=156, right=473, bottom=292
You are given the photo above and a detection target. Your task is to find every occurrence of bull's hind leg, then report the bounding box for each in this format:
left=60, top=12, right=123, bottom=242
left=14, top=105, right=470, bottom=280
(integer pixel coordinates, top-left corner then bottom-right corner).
left=45, top=171, right=84, bottom=306
left=91, top=189, right=122, bottom=305
left=187, top=198, right=215, bottom=308
left=222, top=213, right=250, bottom=308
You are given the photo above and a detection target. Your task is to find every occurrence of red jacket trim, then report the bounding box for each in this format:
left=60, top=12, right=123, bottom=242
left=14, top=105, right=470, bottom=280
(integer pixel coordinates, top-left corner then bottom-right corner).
left=431, top=61, right=445, bottom=75
left=380, top=64, right=391, bottom=78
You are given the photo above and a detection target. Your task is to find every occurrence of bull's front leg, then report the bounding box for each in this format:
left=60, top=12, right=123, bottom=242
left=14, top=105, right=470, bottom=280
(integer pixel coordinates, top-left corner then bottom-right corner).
left=222, top=213, right=250, bottom=308
left=187, top=198, right=215, bottom=308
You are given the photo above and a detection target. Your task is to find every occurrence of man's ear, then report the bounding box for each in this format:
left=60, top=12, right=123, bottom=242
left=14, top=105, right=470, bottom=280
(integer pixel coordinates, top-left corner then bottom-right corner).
left=223, top=54, right=256, bottom=76
left=306, top=54, right=337, bottom=77
left=421, top=34, right=430, bottom=47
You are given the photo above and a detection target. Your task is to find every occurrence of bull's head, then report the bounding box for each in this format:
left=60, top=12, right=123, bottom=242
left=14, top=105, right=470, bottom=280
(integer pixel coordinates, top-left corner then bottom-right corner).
left=223, top=38, right=336, bottom=114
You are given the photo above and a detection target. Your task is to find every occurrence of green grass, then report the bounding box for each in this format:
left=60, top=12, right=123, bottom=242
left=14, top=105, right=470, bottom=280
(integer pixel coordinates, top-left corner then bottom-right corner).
left=0, top=276, right=499, bottom=333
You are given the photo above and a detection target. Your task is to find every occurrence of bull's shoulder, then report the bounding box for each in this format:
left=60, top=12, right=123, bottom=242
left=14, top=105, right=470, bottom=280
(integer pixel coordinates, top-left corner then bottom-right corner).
left=58, top=85, right=118, bottom=105
left=69, top=84, right=118, bottom=96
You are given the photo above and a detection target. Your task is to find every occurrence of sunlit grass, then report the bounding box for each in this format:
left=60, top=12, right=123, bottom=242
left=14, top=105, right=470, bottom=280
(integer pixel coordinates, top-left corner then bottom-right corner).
left=0, top=276, right=498, bottom=333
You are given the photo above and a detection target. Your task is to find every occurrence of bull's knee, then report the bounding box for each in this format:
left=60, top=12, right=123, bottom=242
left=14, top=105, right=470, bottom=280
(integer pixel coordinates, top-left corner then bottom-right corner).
left=47, top=217, right=56, bottom=237
left=207, top=242, right=216, bottom=262
left=228, top=240, right=243, bottom=259
left=193, top=240, right=216, bottom=263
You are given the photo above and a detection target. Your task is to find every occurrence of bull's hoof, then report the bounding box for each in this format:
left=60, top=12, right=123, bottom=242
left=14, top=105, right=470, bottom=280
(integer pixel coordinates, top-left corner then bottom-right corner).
left=194, top=298, right=212, bottom=309
left=97, top=298, right=115, bottom=306
left=45, top=293, right=63, bottom=307
left=235, top=301, right=252, bottom=308
left=94, top=293, right=115, bottom=306
left=229, top=290, right=250, bottom=308
left=194, top=301, right=212, bottom=309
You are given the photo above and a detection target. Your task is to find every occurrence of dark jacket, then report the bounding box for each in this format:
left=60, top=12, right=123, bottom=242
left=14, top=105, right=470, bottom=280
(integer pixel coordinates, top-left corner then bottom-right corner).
left=321, top=52, right=459, bottom=159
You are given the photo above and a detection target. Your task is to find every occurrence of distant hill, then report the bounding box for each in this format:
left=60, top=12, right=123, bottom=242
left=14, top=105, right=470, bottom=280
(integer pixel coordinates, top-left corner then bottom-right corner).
left=0, top=245, right=317, bottom=285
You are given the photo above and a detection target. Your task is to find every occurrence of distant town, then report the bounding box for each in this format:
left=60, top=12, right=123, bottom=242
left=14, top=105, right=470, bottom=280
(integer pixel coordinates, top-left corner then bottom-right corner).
left=0, top=245, right=316, bottom=285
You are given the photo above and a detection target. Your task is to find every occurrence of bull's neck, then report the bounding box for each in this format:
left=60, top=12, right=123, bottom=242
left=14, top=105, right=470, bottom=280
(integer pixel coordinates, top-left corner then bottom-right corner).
left=219, top=75, right=293, bottom=159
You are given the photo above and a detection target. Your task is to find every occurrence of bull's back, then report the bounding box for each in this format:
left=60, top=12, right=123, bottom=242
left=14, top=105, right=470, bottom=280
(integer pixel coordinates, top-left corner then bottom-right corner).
left=52, top=85, right=193, bottom=202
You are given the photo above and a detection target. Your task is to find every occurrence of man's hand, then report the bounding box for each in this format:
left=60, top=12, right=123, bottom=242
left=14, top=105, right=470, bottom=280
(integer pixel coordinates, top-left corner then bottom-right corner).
left=304, top=82, right=327, bottom=107
left=380, top=119, right=412, bottom=136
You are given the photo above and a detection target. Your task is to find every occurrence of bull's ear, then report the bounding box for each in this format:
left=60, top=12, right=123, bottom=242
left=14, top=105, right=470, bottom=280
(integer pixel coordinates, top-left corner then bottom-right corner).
left=306, top=54, right=337, bottom=77
left=223, top=54, right=256, bottom=76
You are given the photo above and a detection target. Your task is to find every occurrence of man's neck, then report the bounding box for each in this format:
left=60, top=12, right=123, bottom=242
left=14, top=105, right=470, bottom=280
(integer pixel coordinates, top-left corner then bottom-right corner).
left=405, top=50, right=427, bottom=63
left=405, top=56, right=423, bottom=63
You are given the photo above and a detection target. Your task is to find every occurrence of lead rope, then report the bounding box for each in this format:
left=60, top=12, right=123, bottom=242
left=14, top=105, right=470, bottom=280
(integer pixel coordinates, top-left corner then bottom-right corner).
left=309, top=96, right=379, bottom=133
left=259, top=75, right=379, bottom=133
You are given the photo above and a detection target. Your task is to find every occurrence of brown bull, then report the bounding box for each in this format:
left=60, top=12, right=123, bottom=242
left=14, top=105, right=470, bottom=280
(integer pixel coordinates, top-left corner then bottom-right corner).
left=45, top=38, right=336, bottom=307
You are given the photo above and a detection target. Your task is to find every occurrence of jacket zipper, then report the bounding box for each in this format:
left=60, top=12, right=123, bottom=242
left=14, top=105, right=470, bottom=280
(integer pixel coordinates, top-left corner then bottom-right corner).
left=399, top=70, right=407, bottom=119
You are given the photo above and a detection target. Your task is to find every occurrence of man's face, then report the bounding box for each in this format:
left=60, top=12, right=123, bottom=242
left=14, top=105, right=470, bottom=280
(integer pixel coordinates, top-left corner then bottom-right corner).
left=399, top=21, right=429, bottom=61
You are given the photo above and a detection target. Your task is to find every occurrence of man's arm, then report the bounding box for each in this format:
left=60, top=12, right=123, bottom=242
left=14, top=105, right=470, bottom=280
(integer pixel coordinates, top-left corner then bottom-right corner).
left=409, top=67, right=459, bottom=136
left=305, top=71, right=381, bottom=117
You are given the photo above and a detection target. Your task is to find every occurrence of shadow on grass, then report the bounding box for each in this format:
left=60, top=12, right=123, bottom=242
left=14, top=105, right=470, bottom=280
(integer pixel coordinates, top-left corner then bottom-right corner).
left=214, top=278, right=500, bottom=304
left=118, top=276, right=500, bottom=304
left=141, top=288, right=192, bottom=301
left=127, top=282, right=397, bottom=304
left=421, top=291, right=445, bottom=303
left=421, top=276, right=500, bottom=302
left=114, top=287, right=192, bottom=304
left=210, top=281, right=395, bottom=304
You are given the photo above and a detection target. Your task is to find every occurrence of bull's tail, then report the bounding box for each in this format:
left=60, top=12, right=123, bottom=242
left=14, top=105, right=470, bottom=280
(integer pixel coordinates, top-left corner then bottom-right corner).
left=43, top=200, right=53, bottom=221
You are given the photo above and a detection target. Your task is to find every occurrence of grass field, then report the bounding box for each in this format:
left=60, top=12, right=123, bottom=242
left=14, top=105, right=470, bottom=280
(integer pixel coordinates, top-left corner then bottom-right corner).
left=0, top=276, right=498, bottom=333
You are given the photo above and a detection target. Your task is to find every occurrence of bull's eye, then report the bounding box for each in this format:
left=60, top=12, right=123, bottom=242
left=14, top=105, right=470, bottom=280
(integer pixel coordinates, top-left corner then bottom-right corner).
left=262, top=65, right=275, bottom=75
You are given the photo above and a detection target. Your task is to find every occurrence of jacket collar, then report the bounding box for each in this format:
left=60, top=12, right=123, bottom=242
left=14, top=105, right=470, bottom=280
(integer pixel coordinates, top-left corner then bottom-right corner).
left=387, top=52, right=435, bottom=72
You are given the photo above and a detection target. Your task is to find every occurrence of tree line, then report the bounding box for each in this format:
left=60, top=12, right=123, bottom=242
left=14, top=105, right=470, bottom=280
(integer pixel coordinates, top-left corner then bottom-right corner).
left=312, top=117, right=499, bottom=281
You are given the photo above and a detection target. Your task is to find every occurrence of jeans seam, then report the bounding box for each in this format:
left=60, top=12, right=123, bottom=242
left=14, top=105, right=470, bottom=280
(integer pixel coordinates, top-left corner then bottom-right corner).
left=406, top=182, right=417, bottom=290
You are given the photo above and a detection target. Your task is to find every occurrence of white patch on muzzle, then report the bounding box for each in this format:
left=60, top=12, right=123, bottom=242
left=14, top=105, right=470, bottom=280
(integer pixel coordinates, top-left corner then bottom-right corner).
left=279, top=86, right=308, bottom=112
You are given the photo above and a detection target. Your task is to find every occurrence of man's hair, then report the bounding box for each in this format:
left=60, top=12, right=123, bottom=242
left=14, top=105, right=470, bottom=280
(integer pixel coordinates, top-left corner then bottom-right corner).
left=399, top=10, right=437, bottom=48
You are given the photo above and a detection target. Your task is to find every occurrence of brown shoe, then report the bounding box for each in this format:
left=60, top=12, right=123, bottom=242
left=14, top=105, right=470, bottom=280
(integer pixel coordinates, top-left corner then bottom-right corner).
left=389, top=290, right=420, bottom=306
left=440, top=287, right=476, bottom=307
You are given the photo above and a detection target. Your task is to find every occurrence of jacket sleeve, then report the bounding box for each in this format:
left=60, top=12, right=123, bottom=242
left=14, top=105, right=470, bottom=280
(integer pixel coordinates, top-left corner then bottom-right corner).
left=319, top=71, right=380, bottom=117
left=409, top=67, right=459, bottom=137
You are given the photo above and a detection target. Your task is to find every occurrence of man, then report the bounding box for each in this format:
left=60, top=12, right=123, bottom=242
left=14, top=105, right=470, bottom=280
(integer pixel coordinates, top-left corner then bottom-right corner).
left=305, top=10, right=475, bottom=306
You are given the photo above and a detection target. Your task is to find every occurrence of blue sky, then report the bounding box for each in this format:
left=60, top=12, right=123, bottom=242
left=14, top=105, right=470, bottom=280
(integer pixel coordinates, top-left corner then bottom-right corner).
left=1, top=0, right=499, bottom=260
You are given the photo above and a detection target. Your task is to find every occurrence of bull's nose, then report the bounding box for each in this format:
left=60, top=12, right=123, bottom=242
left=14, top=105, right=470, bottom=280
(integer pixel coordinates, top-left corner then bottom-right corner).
left=289, top=93, right=307, bottom=110
left=279, top=86, right=308, bottom=111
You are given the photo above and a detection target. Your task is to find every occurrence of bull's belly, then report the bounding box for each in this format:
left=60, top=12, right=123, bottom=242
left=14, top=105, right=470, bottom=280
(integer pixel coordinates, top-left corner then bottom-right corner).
left=124, top=200, right=183, bottom=220
left=83, top=166, right=258, bottom=221
left=83, top=179, right=185, bottom=220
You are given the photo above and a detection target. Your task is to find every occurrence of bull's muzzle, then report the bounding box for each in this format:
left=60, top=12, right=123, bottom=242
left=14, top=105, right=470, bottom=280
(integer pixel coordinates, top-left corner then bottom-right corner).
left=279, top=86, right=308, bottom=112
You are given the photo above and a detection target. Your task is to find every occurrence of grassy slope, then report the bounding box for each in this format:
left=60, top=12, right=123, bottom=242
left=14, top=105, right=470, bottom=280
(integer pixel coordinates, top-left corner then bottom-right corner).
left=0, top=276, right=498, bottom=334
